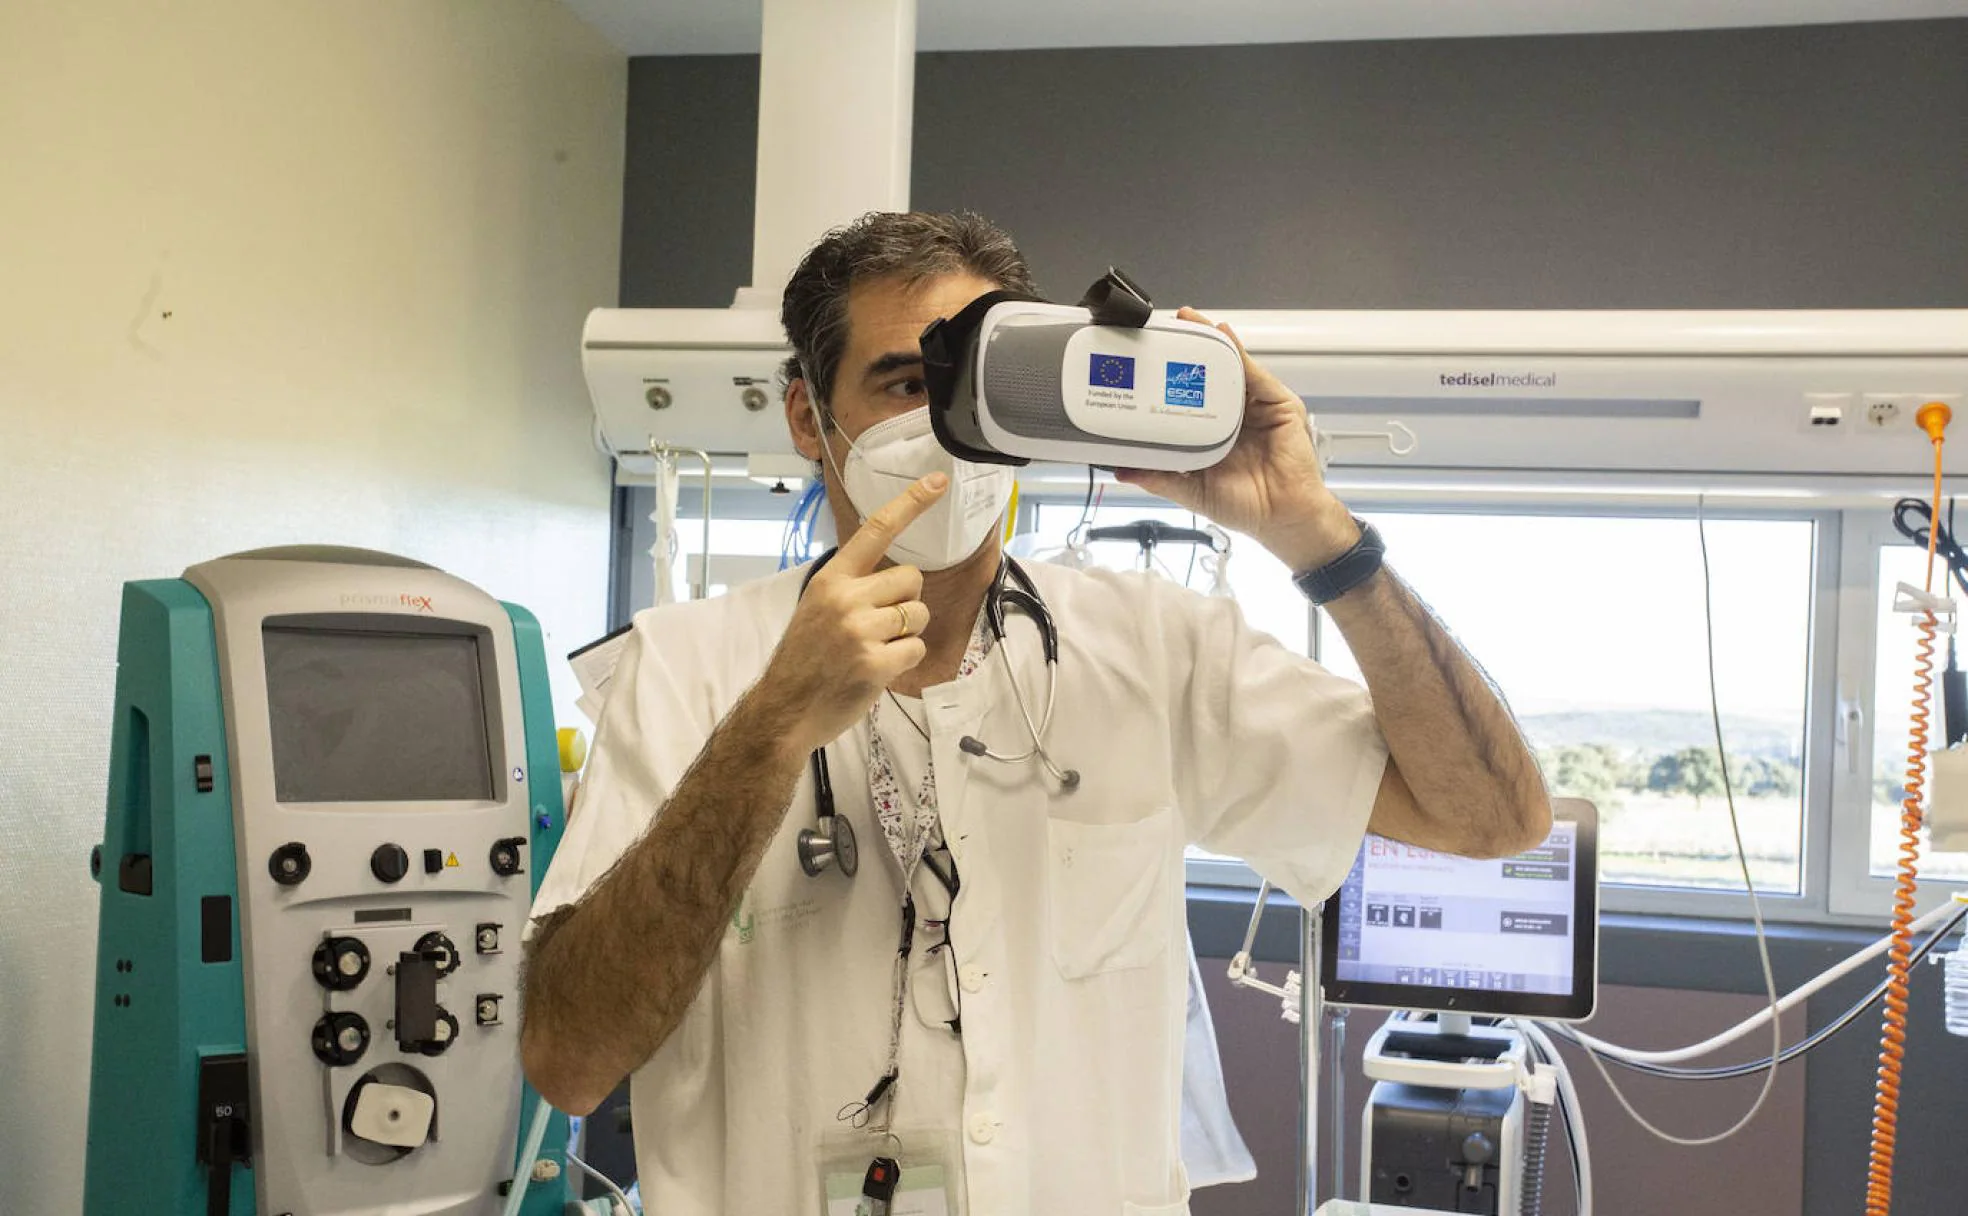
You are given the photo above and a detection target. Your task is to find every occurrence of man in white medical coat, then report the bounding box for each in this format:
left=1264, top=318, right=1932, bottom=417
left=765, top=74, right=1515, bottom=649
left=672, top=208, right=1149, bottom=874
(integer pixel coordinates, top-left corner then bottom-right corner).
left=522, top=212, right=1550, bottom=1215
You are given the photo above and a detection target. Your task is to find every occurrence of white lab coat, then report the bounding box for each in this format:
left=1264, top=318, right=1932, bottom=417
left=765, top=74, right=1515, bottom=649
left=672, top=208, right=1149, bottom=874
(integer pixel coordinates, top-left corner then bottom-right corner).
left=1180, top=937, right=1258, bottom=1188
left=529, top=560, right=1385, bottom=1215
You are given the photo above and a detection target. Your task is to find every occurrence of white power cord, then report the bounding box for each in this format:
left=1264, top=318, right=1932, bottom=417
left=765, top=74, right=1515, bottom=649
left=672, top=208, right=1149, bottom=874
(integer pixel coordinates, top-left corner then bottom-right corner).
left=567, top=1150, right=637, bottom=1215
left=1569, top=901, right=1960, bottom=1064
left=1563, top=499, right=1784, bottom=1147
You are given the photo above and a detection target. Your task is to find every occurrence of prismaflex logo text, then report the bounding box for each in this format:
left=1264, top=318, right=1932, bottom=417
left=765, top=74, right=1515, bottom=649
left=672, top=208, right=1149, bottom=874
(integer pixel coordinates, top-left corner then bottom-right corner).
left=339, top=592, right=436, bottom=613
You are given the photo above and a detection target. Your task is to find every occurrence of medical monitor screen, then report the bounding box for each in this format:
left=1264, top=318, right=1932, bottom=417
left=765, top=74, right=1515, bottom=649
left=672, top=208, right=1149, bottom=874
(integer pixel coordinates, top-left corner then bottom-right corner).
left=1318, top=799, right=1598, bottom=1022
left=263, top=626, right=496, bottom=803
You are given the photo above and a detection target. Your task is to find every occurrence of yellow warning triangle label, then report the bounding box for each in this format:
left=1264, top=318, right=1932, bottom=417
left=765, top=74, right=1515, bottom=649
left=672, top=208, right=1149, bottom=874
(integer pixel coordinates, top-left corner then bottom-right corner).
left=445, top=852, right=460, bottom=868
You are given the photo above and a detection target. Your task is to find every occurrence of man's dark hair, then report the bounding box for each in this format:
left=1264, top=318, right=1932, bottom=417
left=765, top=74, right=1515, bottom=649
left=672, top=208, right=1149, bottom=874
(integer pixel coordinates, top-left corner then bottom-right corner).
left=780, top=210, right=1037, bottom=412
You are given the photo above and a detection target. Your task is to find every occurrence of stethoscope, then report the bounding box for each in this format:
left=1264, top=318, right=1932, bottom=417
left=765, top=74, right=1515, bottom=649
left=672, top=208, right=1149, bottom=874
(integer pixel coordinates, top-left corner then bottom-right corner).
left=795, top=550, right=1079, bottom=880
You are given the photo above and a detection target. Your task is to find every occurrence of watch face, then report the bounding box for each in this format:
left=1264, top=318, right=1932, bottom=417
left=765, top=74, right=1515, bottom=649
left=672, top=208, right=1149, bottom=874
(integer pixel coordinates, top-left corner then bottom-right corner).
left=835, top=814, right=859, bottom=878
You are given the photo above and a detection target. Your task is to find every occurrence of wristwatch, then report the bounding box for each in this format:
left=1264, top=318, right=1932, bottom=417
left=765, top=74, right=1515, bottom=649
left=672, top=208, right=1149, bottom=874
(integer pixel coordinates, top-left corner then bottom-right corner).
left=1293, top=519, right=1386, bottom=605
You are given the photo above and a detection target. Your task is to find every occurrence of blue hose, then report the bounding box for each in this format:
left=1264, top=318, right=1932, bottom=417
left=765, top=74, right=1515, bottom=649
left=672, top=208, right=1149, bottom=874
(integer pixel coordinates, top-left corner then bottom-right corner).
left=500, top=1094, right=554, bottom=1216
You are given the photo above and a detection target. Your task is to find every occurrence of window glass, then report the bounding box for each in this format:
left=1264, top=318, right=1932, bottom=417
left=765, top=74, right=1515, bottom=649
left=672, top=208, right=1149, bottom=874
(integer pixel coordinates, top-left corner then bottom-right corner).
left=1314, top=513, right=1814, bottom=894
left=663, top=517, right=801, bottom=600
left=1868, top=544, right=1968, bottom=882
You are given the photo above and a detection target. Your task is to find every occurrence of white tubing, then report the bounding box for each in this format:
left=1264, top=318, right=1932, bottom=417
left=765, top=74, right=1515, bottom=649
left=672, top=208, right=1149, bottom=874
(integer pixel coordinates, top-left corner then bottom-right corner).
left=1570, top=902, right=1959, bottom=1065
left=569, top=1150, right=638, bottom=1215
left=1519, top=1022, right=1591, bottom=1216
left=652, top=451, right=680, bottom=607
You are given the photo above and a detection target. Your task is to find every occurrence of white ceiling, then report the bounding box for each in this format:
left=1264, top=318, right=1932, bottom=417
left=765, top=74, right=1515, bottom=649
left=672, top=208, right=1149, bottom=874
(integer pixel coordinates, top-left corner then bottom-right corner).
left=564, top=0, right=1968, bottom=56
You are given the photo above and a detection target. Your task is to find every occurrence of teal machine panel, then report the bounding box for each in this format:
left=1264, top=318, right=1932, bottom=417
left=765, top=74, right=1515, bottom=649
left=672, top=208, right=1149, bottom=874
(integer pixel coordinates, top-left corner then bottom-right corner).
left=85, top=578, right=253, bottom=1215
left=502, top=601, right=574, bottom=1212
left=86, top=550, right=571, bottom=1216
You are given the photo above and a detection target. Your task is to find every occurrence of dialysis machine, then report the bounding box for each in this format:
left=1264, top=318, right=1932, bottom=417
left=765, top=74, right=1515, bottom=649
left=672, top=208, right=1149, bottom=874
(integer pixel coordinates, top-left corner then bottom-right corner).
left=84, top=546, right=571, bottom=1216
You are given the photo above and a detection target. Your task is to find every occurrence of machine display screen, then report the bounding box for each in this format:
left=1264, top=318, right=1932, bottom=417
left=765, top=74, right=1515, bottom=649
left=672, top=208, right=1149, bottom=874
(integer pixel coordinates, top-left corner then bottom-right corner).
left=263, top=627, right=496, bottom=803
left=1319, top=801, right=1598, bottom=1021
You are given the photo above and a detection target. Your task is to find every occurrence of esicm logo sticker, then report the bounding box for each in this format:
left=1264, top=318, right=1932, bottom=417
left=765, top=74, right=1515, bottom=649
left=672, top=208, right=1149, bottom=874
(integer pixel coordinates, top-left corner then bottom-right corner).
left=1165, top=362, right=1207, bottom=407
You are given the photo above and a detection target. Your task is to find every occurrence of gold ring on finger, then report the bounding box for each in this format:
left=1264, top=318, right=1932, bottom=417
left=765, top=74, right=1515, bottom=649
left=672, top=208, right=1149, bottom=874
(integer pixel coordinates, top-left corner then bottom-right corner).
left=893, top=603, right=911, bottom=639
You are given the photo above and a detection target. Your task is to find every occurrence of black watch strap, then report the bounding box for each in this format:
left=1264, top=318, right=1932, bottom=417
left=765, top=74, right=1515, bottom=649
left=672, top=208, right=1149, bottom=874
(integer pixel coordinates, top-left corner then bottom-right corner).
left=1293, top=519, right=1386, bottom=605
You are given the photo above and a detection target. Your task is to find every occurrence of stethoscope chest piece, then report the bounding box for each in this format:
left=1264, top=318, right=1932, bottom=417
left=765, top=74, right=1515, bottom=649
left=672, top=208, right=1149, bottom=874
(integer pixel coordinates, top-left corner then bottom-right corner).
left=798, top=811, right=859, bottom=878
left=792, top=550, right=1073, bottom=887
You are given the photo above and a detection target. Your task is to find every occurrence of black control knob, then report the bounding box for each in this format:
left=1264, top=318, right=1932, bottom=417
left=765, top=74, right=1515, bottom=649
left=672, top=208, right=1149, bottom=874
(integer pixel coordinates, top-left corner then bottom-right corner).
left=311, top=1011, right=370, bottom=1066
left=416, top=1007, right=461, bottom=1057
left=370, top=843, right=410, bottom=884
left=489, top=837, right=526, bottom=877
left=474, top=922, right=502, bottom=955
left=312, top=937, right=371, bottom=991
left=413, top=931, right=461, bottom=978
left=269, top=842, right=312, bottom=886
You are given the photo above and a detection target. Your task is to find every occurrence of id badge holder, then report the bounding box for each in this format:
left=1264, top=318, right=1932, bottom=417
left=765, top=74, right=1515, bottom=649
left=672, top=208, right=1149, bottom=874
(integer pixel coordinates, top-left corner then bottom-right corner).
left=817, top=1126, right=962, bottom=1216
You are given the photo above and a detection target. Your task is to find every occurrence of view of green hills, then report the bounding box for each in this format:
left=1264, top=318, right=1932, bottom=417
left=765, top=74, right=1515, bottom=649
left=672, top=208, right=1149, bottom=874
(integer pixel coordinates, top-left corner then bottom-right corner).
left=1519, top=709, right=1800, bottom=759
left=1518, top=709, right=1803, bottom=808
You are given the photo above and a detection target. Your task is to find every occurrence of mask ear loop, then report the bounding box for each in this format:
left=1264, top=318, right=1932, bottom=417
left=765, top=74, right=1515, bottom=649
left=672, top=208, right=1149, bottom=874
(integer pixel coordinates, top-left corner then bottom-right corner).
left=802, top=360, right=862, bottom=531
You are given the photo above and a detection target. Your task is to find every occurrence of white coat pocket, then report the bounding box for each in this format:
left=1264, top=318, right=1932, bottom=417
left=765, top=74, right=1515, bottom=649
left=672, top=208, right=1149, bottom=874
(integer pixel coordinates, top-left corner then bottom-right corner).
left=1047, top=808, right=1178, bottom=979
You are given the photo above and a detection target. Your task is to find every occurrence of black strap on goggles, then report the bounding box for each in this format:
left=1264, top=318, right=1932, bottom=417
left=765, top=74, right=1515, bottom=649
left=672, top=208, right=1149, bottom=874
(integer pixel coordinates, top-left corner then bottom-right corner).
left=1077, top=266, right=1154, bottom=329
left=918, top=288, right=1043, bottom=465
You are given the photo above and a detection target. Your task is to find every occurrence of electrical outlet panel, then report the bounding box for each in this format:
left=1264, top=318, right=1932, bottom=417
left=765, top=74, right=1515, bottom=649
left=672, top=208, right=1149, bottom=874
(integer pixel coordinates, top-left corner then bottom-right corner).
left=1861, top=393, right=1962, bottom=436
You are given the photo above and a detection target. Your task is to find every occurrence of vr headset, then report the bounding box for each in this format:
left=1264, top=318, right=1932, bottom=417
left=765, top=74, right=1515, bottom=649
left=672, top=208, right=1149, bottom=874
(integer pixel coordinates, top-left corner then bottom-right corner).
left=920, top=270, right=1246, bottom=471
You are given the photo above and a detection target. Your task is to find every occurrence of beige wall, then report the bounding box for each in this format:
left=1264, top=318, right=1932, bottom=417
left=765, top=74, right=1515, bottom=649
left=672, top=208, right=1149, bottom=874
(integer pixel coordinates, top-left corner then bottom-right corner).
left=0, top=3, right=625, bottom=1210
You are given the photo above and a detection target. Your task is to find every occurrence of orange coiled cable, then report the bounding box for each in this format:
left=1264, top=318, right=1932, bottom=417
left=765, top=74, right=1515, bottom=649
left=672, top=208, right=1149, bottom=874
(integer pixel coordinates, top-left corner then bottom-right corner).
left=1865, top=402, right=1952, bottom=1216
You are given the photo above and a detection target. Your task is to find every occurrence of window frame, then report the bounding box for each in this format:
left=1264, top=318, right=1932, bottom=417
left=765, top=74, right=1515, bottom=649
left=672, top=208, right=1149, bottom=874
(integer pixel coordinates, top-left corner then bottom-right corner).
left=1827, top=509, right=1968, bottom=919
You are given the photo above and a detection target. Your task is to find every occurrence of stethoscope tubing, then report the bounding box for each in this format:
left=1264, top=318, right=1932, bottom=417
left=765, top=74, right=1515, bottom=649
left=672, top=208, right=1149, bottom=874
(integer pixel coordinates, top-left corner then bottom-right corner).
left=795, top=551, right=1068, bottom=879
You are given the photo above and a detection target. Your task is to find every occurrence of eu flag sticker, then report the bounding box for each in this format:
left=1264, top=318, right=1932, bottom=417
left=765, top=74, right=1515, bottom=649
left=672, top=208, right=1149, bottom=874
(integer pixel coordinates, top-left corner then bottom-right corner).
left=1165, top=362, right=1207, bottom=407
left=1090, top=353, right=1135, bottom=389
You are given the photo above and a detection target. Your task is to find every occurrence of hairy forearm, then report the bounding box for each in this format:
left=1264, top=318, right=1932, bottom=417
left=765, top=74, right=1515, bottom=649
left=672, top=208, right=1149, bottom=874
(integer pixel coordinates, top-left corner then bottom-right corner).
left=520, top=683, right=807, bottom=1114
left=1325, top=568, right=1550, bottom=856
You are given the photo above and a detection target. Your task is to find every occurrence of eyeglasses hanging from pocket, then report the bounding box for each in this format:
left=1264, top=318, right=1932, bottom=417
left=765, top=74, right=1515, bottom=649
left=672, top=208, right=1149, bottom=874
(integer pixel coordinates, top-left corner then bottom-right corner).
left=911, top=920, right=963, bottom=1034
left=911, top=831, right=964, bottom=1035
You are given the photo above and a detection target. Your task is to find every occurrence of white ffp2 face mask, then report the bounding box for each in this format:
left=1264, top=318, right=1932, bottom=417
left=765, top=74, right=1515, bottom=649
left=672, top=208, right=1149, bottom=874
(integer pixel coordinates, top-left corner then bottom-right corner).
left=818, top=404, right=1014, bottom=571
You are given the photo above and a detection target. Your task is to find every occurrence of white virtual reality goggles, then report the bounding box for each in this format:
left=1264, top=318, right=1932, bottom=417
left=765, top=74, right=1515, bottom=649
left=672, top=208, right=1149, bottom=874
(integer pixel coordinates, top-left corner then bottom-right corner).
left=920, top=270, right=1246, bottom=472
